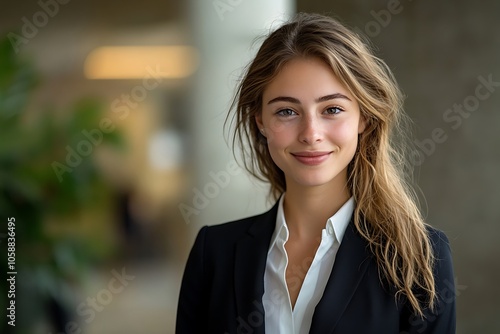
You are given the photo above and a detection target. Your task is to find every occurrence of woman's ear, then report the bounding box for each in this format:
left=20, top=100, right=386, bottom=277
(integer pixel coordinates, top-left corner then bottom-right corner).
left=358, top=115, right=367, bottom=134
left=255, top=113, right=266, bottom=136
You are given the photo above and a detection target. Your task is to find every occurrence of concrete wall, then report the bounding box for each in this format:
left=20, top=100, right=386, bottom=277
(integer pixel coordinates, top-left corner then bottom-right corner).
left=297, top=0, right=500, bottom=332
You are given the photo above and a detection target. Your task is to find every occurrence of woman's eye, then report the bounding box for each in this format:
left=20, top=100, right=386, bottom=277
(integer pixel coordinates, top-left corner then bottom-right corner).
left=325, top=106, right=344, bottom=115
left=276, top=108, right=297, bottom=116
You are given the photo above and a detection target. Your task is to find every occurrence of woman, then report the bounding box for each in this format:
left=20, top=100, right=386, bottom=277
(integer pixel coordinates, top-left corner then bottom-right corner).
left=176, top=13, right=455, bottom=334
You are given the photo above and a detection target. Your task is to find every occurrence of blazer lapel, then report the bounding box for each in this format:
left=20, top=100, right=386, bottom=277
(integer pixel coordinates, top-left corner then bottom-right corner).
left=233, top=201, right=278, bottom=334
left=309, top=220, right=372, bottom=334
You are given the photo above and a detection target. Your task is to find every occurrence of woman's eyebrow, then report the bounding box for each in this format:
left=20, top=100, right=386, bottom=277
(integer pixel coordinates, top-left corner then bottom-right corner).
left=267, top=93, right=351, bottom=105
left=267, top=96, right=300, bottom=105
left=316, top=93, right=351, bottom=102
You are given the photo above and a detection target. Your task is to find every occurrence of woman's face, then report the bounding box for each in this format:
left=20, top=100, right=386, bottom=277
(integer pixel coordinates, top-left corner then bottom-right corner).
left=256, top=57, right=365, bottom=191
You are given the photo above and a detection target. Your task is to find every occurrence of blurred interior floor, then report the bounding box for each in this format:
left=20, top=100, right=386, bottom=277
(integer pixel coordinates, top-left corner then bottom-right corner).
left=82, top=262, right=182, bottom=334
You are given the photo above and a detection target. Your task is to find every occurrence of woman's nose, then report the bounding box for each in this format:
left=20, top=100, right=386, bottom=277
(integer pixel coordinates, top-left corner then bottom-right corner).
left=298, top=115, right=323, bottom=145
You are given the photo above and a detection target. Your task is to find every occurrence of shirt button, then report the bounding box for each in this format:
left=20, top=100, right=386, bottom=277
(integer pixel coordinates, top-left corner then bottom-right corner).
left=327, top=226, right=334, bottom=235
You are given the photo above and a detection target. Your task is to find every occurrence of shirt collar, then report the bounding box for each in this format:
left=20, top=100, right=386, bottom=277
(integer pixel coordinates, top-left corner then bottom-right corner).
left=328, top=196, right=355, bottom=243
left=268, top=194, right=355, bottom=251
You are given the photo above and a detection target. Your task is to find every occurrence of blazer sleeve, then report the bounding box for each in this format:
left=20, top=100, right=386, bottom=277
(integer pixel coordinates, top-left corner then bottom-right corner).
left=176, top=226, right=209, bottom=334
left=400, top=228, right=457, bottom=334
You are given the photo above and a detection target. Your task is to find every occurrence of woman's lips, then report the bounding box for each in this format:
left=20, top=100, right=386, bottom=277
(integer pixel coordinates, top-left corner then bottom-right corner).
left=291, top=151, right=332, bottom=165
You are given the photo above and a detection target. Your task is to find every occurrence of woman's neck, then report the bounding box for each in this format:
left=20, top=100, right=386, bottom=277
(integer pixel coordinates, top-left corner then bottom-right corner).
left=283, top=178, right=350, bottom=239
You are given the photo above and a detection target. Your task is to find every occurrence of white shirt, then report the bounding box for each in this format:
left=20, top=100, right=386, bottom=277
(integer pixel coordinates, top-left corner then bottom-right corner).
left=262, top=194, right=355, bottom=334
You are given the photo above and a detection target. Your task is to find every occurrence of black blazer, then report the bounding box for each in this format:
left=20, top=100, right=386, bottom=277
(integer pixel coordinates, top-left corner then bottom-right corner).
left=176, top=200, right=456, bottom=334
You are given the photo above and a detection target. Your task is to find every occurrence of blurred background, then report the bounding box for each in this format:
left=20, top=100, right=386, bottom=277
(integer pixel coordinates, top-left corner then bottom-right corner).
left=0, top=0, right=498, bottom=333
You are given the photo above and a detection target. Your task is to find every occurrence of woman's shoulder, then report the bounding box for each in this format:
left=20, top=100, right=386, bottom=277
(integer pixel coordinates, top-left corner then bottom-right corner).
left=198, top=200, right=279, bottom=243
left=425, top=225, right=452, bottom=254
left=424, top=225, right=454, bottom=283
left=203, top=211, right=265, bottom=236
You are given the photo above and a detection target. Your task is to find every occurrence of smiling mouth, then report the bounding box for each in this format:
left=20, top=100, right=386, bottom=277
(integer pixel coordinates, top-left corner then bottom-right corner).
left=291, top=151, right=332, bottom=165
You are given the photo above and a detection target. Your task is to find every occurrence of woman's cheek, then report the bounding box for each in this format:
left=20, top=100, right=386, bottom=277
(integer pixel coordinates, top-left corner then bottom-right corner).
left=327, top=121, right=358, bottom=146
left=265, top=120, right=294, bottom=145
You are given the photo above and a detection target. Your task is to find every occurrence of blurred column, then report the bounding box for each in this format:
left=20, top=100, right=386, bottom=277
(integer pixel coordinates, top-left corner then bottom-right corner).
left=186, top=0, right=295, bottom=228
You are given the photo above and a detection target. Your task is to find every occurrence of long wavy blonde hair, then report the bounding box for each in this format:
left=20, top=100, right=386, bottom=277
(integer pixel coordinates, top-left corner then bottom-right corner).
left=226, top=13, right=435, bottom=317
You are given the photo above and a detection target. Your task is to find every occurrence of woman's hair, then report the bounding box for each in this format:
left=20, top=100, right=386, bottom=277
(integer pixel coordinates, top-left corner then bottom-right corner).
left=226, top=12, right=435, bottom=316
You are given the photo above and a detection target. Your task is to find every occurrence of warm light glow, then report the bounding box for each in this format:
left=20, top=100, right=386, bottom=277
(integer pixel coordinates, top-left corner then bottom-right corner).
left=84, top=46, right=199, bottom=79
